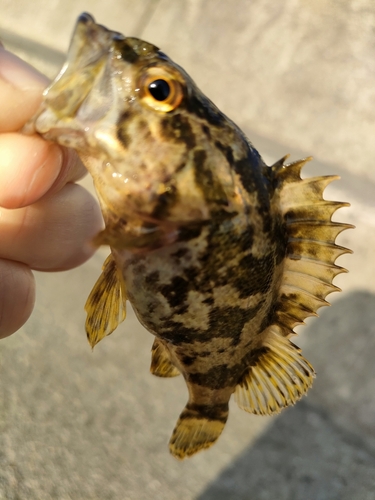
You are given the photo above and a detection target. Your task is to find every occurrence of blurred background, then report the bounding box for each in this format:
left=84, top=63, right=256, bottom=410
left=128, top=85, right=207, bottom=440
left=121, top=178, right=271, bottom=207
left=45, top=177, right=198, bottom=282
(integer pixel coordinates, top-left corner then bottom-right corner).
left=1, top=1, right=375, bottom=499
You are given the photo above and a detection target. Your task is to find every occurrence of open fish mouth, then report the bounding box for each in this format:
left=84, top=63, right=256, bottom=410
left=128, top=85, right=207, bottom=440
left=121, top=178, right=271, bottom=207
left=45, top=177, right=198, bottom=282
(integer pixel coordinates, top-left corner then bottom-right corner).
left=42, top=13, right=125, bottom=118
left=26, top=13, right=158, bottom=156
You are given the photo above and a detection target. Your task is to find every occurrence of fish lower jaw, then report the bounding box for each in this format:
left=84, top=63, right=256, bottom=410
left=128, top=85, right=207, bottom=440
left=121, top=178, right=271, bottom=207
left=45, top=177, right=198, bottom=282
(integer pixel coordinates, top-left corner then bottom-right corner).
left=32, top=110, right=117, bottom=157
left=41, top=128, right=88, bottom=150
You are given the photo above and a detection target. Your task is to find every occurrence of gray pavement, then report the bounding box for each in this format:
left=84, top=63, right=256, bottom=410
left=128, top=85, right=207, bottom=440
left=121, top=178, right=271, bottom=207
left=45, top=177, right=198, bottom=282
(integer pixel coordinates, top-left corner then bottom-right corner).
left=1, top=1, right=375, bottom=499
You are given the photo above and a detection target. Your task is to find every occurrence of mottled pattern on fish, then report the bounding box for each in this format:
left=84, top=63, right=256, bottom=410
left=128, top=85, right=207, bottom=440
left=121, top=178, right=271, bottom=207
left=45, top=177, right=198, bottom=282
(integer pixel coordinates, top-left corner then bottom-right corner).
left=26, top=13, right=353, bottom=459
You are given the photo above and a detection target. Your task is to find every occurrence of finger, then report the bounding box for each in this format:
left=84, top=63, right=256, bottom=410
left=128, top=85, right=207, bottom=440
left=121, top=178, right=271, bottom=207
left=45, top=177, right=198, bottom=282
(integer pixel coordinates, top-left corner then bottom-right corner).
left=0, top=259, right=35, bottom=339
left=0, top=183, right=104, bottom=271
left=0, top=134, right=61, bottom=208
left=0, top=48, right=48, bottom=133
left=47, top=147, right=87, bottom=196
left=0, top=134, right=86, bottom=209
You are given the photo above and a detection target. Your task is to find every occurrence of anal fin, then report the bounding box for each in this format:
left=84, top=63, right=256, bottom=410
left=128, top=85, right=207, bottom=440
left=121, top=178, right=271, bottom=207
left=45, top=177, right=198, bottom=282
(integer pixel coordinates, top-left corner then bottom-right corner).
left=150, top=339, right=180, bottom=377
left=235, top=330, right=315, bottom=415
left=85, top=253, right=126, bottom=348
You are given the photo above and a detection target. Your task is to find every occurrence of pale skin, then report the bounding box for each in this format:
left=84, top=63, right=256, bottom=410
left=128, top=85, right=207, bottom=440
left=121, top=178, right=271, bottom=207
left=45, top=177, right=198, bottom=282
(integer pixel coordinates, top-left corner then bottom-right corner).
left=0, top=45, right=103, bottom=339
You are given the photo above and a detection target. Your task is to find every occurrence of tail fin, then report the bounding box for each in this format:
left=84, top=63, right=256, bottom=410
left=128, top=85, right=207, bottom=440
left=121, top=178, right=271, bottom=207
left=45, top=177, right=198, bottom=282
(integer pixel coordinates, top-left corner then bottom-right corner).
left=169, top=403, right=228, bottom=459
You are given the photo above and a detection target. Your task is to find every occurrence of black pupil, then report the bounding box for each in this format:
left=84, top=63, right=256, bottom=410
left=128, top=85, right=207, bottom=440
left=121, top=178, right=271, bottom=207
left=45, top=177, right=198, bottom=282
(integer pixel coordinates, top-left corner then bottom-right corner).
left=148, top=79, right=170, bottom=101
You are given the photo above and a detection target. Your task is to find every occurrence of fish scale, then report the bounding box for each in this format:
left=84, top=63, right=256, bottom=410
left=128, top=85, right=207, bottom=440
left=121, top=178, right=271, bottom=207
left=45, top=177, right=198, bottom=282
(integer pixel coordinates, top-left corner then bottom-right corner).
left=24, top=13, right=353, bottom=459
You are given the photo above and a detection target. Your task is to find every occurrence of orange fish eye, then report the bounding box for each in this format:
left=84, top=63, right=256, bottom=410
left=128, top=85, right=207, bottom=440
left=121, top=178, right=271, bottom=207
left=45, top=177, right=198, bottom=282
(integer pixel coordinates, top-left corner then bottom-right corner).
left=141, top=72, right=183, bottom=112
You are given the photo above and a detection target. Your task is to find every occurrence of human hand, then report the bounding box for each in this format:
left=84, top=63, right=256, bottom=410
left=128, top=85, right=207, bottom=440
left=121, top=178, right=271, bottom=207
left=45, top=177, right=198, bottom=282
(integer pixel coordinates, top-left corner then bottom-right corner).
left=0, top=46, right=103, bottom=339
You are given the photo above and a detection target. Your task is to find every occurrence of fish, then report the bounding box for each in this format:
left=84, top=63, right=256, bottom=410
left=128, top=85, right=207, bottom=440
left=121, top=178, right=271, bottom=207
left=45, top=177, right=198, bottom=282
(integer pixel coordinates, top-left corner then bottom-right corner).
left=25, top=13, right=353, bottom=459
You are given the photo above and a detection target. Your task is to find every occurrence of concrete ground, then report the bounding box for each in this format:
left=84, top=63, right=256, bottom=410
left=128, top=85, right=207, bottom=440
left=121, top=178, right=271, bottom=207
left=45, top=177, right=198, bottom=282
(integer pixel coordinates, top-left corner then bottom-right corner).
left=1, top=1, right=375, bottom=499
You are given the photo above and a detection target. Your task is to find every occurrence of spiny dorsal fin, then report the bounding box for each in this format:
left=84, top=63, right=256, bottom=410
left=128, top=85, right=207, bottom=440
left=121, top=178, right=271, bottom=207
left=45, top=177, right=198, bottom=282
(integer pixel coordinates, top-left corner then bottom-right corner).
left=235, top=158, right=352, bottom=415
left=270, top=154, right=290, bottom=170
left=235, top=329, right=315, bottom=415
left=272, top=157, right=353, bottom=335
left=85, top=253, right=127, bottom=348
left=150, top=339, right=180, bottom=377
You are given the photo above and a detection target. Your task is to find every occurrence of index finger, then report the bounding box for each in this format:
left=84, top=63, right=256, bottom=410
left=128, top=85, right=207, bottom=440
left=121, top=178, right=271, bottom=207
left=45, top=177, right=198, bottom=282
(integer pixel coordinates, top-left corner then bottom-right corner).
left=0, top=48, right=48, bottom=132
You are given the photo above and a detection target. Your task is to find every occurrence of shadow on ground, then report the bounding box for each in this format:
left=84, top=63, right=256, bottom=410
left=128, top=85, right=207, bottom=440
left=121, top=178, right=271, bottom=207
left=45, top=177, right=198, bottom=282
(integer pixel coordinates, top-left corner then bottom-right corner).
left=198, top=401, right=375, bottom=500
left=198, top=290, right=375, bottom=500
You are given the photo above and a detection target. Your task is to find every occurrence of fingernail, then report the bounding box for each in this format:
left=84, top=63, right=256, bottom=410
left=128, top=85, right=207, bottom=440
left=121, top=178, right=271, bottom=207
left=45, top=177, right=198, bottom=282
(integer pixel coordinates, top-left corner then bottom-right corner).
left=0, top=49, right=48, bottom=91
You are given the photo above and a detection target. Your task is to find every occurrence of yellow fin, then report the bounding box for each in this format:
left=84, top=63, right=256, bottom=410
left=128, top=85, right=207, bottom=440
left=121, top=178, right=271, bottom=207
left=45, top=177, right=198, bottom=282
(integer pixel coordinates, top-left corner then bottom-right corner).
left=271, top=157, right=353, bottom=336
left=85, top=254, right=126, bottom=348
left=235, top=330, right=315, bottom=415
left=169, top=403, right=228, bottom=459
left=150, top=339, right=180, bottom=377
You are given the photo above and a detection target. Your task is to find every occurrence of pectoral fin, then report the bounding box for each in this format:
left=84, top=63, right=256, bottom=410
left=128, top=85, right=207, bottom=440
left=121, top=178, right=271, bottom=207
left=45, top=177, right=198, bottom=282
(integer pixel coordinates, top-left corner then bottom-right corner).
left=85, top=253, right=126, bottom=348
left=235, top=329, right=315, bottom=415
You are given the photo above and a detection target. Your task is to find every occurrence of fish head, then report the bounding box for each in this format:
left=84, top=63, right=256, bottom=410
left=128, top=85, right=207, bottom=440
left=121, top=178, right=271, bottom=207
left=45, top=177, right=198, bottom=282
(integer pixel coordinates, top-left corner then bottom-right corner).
left=30, top=13, right=250, bottom=229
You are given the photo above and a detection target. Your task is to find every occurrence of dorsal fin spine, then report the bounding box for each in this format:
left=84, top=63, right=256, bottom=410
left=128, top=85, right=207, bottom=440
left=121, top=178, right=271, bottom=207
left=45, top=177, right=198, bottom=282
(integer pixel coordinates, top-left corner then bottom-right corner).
left=284, top=257, right=347, bottom=281
left=282, top=273, right=341, bottom=298
left=267, top=156, right=353, bottom=338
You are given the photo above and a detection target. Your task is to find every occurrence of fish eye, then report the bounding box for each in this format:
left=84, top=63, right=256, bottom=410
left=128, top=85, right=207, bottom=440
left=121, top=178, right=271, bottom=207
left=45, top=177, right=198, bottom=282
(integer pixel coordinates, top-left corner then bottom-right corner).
left=148, top=79, right=170, bottom=101
left=141, top=70, right=183, bottom=112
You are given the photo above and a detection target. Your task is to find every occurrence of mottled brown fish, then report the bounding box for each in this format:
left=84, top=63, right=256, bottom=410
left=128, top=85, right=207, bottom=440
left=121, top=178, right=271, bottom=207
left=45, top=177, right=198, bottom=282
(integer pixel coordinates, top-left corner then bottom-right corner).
left=26, top=13, right=352, bottom=459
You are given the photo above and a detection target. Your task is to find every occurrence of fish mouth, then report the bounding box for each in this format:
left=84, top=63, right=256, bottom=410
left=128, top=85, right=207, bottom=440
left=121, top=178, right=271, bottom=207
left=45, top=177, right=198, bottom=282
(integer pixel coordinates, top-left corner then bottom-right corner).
left=45, top=13, right=125, bottom=108
left=26, top=16, right=112, bottom=140
left=30, top=12, right=158, bottom=132
left=24, top=13, right=132, bottom=149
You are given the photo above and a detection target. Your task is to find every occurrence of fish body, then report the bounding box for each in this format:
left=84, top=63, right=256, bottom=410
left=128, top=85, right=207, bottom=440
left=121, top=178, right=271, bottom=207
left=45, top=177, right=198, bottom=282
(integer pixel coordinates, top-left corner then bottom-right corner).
left=27, top=13, right=352, bottom=458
